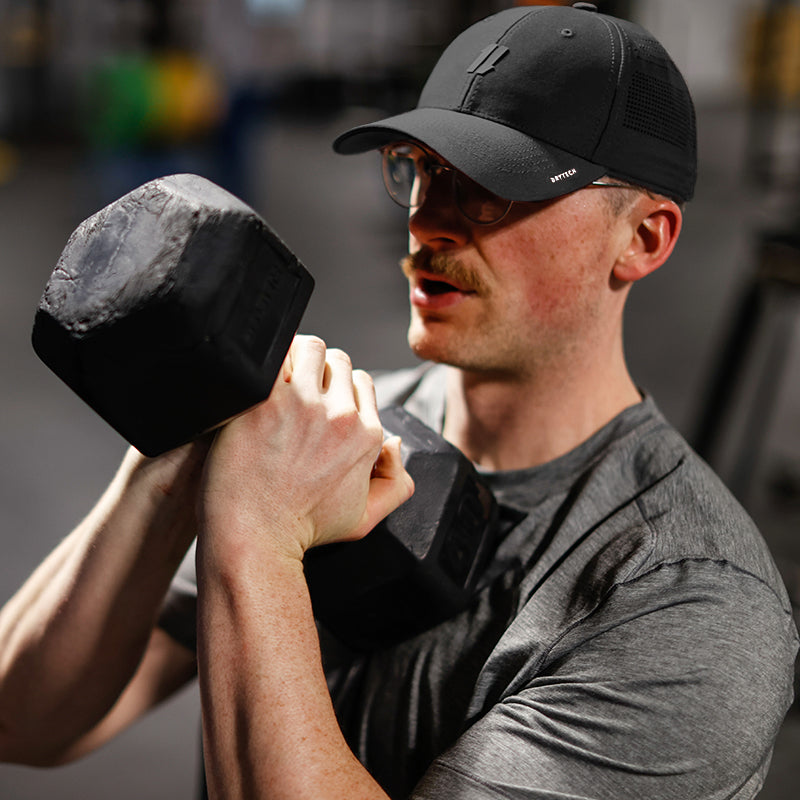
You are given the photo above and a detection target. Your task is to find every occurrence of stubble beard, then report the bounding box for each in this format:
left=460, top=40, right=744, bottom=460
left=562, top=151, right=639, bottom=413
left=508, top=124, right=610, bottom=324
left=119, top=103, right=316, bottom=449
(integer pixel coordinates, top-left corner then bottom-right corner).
left=400, top=251, right=515, bottom=374
left=399, top=250, right=565, bottom=380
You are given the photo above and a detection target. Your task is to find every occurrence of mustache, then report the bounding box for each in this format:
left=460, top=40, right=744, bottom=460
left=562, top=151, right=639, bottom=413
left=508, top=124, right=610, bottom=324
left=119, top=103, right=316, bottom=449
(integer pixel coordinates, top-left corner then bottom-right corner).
left=400, top=251, right=490, bottom=295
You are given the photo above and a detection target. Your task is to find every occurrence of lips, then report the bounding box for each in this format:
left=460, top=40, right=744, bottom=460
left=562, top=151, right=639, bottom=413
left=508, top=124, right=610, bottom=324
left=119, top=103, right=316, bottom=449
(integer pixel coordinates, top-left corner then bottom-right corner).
left=410, top=270, right=475, bottom=311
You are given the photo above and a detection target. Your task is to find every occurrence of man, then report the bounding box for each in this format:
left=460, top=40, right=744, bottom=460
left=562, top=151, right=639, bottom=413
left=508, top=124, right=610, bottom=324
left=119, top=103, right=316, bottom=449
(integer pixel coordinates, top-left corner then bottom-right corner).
left=0, top=4, right=797, bottom=799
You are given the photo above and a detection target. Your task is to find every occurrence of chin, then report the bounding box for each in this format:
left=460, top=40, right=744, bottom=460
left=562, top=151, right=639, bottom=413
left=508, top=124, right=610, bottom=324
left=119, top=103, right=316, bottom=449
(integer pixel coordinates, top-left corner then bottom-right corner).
left=408, top=322, right=527, bottom=378
left=408, top=328, right=476, bottom=371
left=408, top=336, right=441, bottom=364
left=407, top=319, right=450, bottom=364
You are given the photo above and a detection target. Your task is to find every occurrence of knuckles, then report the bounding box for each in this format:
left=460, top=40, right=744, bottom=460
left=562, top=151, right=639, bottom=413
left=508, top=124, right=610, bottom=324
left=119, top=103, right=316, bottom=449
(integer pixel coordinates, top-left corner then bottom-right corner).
left=295, top=333, right=327, bottom=354
left=327, top=407, right=382, bottom=453
left=281, top=336, right=382, bottom=459
left=325, top=347, right=352, bottom=369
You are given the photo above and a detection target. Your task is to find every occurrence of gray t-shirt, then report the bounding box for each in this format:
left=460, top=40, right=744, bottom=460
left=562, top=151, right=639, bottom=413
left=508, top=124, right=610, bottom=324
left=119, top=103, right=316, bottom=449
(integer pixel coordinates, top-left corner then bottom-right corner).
left=160, top=364, right=798, bottom=800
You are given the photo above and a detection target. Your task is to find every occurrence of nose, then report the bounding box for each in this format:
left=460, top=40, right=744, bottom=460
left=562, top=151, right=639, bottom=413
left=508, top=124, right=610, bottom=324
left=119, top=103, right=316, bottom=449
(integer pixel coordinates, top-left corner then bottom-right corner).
left=407, top=172, right=470, bottom=254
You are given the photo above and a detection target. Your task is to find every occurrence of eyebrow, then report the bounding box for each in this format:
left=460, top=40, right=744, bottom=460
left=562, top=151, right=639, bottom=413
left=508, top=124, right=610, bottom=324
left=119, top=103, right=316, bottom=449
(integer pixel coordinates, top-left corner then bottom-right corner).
left=389, top=141, right=450, bottom=167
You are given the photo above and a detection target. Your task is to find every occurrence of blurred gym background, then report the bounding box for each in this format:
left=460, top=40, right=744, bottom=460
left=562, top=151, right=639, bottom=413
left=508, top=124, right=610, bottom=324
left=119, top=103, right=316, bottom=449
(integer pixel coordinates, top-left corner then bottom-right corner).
left=0, top=0, right=798, bottom=797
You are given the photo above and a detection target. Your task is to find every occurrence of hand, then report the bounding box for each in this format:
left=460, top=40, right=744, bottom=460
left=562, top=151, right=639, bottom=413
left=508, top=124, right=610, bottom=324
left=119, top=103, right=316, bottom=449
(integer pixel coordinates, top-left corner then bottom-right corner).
left=130, top=434, right=214, bottom=502
left=199, top=335, right=414, bottom=563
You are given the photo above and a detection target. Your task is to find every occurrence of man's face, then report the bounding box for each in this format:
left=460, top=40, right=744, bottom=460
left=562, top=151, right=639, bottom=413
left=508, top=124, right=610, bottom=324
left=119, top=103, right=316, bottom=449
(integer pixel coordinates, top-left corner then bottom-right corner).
left=398, top=152, right=633, bottom=380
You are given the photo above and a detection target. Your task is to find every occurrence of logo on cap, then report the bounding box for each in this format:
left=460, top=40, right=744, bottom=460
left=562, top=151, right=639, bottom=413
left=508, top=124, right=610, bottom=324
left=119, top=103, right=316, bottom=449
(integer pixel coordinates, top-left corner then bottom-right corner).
left=467, top=44, right=509, bottom=76
left=550, top=168, right=578, bottom=183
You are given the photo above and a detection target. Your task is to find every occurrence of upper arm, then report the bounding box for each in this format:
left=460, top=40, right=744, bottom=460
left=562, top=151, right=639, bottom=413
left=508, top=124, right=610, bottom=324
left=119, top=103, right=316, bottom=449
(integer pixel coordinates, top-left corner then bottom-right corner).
left=54, top=627, right=197, bottom=764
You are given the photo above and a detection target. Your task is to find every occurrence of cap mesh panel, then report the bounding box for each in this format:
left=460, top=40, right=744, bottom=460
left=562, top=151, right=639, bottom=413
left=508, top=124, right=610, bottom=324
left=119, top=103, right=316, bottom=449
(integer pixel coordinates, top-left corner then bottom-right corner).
left=623, top=71, right=693, bottom=149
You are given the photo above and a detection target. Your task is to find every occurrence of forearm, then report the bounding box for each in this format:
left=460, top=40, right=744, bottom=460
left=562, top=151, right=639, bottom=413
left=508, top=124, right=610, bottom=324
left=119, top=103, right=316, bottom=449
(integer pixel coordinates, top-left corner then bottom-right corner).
left=0, top=445, right=203, bottom=763
left=195, top=337, right=411, bottom=799
left=197, top=538, right=388, bottom=800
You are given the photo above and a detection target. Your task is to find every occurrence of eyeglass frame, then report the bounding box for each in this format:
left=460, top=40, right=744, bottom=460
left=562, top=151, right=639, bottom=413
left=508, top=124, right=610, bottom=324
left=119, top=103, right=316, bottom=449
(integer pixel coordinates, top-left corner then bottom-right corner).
left=379, top=142, right=637, bottom=226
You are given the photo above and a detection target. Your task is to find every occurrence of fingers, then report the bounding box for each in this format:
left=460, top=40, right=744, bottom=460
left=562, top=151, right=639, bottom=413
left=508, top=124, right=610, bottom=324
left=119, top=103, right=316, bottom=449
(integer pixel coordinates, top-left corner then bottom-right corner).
left=284, top=336, right=354, bottom=399
left=358, top=437, right=415, bottom=538
left=280, top=338, right=294, bottom=382
left=285, top=335, right=328, bottom=393
left=250, top=334, right=413, bottom=548
left=285, top=336, right=378, bottom=423
left=352, top=367, right=379, bottom=422
left=324, top=348, right=357, bottom=406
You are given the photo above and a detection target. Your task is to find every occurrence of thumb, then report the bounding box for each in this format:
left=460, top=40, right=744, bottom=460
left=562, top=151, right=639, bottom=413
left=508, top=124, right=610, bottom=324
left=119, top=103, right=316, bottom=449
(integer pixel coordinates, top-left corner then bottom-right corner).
left=356, top=437, right=415, bottom=538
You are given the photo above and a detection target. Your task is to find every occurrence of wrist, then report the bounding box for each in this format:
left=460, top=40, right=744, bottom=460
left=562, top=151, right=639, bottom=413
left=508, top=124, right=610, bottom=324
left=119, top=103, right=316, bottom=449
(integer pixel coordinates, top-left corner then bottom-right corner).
left=103, top=442, right=209, bottom=558
left=129, top=437, right=212, bottom=499
left=198, top=506, right=310, bottom=590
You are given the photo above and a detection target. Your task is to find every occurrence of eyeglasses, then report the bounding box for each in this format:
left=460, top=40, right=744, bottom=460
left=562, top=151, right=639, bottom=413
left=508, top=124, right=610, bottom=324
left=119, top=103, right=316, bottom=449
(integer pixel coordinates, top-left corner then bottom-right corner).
left=380, top=143, right=635, bottom=225
left=588, top=180, right=636, bottom=190
left=381, top=143, right=513, bottom=225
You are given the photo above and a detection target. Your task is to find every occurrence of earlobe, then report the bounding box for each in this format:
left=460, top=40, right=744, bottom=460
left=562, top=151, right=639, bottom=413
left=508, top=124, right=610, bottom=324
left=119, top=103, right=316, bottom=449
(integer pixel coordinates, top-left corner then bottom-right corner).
left=612, top=203, right=682, bottom=284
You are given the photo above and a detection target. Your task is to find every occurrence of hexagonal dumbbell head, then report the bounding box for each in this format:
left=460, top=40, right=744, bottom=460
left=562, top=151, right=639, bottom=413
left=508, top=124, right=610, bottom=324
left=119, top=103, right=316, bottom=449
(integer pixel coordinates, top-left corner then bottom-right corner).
left=32, top=174, right=314, bottom=456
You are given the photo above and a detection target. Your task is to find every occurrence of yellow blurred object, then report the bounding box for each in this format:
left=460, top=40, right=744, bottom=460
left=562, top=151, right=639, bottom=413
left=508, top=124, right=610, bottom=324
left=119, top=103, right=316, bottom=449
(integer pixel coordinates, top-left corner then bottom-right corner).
left=150, top=52, right=227, bottom=142
left=743, top=5, right=800, bottom=107
left=0, top=140, right=19, bottom=184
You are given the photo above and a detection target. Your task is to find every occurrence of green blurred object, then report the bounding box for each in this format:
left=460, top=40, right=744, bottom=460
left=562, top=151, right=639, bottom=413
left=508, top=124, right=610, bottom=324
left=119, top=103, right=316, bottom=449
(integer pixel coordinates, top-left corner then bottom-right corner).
left=82, top=52, right=225, bottom=149
left=83, top=55, right=159, bottom=148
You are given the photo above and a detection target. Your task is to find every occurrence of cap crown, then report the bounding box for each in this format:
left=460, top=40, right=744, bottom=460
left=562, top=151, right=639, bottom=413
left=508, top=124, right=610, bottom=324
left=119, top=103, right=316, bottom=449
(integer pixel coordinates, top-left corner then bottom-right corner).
left=332, top=5, right=697, bottom=203
left=419, top=6, right=696, bottom=200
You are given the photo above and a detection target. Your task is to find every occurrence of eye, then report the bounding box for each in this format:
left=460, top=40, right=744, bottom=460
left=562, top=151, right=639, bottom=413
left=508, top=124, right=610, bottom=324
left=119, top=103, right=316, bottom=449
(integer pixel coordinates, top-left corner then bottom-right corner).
left=387, top=154, right=414, bottom=185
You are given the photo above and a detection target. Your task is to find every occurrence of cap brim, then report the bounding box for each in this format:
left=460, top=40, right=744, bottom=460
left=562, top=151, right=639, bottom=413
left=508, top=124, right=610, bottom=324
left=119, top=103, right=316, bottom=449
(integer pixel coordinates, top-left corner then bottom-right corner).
left=333, top=107, right=606, bottom=202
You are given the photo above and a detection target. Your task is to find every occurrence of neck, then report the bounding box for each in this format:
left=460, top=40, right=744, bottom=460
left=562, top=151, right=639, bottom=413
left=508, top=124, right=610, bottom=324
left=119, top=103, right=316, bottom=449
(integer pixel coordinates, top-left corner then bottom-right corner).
left=441, top=347, right=642, bottom=472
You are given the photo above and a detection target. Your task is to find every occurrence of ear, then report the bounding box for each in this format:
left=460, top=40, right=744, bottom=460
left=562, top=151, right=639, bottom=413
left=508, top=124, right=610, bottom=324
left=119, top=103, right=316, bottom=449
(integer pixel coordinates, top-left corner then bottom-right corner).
left=612, top=200, right=682, bottom=284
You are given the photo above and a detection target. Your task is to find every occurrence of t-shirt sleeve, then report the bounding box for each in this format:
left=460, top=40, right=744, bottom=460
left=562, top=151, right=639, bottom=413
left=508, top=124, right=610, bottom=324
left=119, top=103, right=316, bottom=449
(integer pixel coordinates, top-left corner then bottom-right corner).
left=158, top=538, right=199, bottom=651
left=411, top=560, right=798, bottom=800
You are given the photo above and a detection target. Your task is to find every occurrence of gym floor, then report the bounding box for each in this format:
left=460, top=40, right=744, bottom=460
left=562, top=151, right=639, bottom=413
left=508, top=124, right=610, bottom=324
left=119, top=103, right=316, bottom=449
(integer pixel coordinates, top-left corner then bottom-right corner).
left=0, top=100, right=798, bottom=798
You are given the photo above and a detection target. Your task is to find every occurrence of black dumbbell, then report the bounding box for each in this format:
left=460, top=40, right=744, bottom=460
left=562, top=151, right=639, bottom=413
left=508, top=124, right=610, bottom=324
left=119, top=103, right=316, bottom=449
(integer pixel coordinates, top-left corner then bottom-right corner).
left=32, top=173, right=314, bottom=456
left=305, top=405, right=498, bottom=651
left=32, top=174, right=499, bottom=648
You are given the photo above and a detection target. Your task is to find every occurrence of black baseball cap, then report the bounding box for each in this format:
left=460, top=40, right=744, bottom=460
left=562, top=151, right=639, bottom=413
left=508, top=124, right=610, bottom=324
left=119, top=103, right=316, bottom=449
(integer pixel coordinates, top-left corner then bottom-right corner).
left=333, top=3, right=697, bottom=203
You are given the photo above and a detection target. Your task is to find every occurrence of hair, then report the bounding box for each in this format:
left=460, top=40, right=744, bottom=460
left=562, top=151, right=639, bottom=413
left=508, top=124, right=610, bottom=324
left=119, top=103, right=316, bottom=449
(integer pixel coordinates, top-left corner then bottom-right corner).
left=599, top=177, right=680, bottom=217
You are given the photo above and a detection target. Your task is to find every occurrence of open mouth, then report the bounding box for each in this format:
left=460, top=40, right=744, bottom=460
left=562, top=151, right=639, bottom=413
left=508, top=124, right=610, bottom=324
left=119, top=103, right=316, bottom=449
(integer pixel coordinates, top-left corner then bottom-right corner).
left=421, top=277, right=462, bottom=295
left=411, top=274, right=476, bottom=311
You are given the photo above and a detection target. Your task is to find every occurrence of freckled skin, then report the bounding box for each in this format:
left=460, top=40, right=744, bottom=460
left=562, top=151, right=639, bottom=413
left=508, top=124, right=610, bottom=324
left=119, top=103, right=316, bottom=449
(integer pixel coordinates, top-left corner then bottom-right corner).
left=405, top=189, right=628, bottom=381
left=398, top=148, right=681, bottom=470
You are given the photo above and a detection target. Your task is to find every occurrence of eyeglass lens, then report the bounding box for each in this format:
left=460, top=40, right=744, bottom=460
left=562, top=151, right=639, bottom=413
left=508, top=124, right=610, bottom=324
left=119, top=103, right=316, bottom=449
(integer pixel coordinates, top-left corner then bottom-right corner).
left=381, top=145, right=511, bottom=225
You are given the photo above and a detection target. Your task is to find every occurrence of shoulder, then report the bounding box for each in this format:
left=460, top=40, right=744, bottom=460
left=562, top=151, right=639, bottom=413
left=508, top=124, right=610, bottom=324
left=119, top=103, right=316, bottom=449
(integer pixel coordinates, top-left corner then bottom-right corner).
left=558, top=397, right=790, bottom=603
left=626, top=417, right=789, bottom=605
left=497, top=399, right=797, bottom=674
left=371, top=363, right=438, bottom=407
